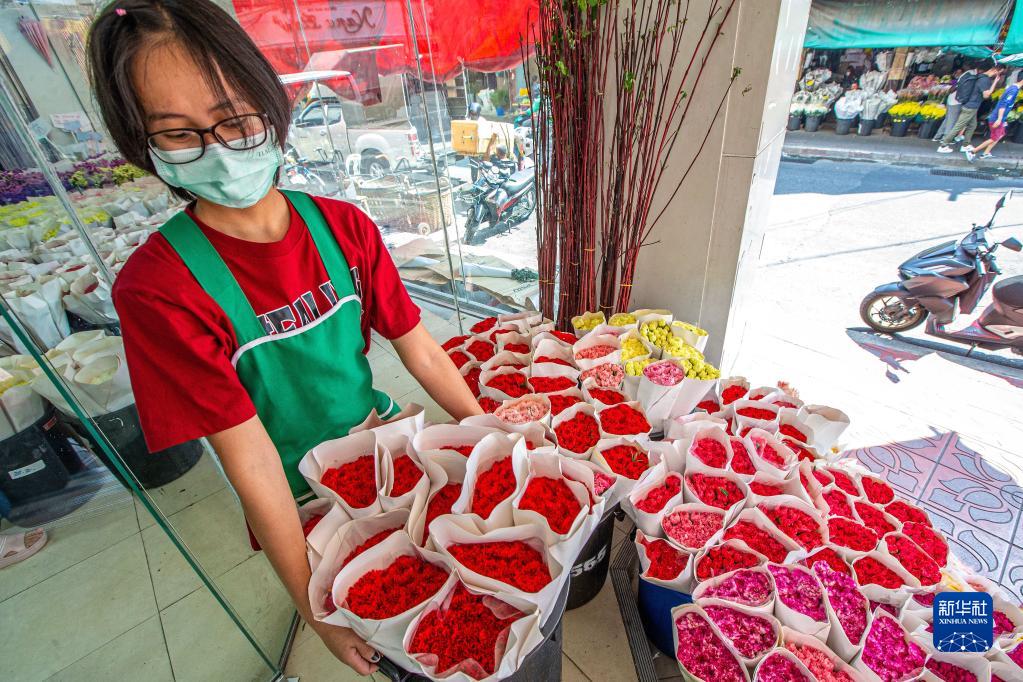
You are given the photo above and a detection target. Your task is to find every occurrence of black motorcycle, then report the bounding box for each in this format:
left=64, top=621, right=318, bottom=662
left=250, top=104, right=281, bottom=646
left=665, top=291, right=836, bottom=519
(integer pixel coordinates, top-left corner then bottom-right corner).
left=859, top=193, right=1023, bottom=355
left=461, top=158, right=536, bottom=245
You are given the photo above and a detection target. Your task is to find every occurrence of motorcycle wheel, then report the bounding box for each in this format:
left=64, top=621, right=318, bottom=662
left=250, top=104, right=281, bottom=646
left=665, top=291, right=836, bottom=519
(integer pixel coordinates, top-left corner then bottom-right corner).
left=859, top=292, right=928, bottom=333
left=463, top=212, right=483, bottom=245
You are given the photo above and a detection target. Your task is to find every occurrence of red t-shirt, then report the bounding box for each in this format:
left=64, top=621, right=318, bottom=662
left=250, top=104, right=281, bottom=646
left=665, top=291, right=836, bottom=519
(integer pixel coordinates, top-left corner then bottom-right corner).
left=112, top=195, right=420, bottom=453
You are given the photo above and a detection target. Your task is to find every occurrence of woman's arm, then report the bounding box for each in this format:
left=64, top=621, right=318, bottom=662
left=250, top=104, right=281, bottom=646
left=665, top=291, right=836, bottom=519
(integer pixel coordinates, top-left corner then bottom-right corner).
left=391, top=322, right=483, bottom=420
left=208, top=417, right=379, bottom=675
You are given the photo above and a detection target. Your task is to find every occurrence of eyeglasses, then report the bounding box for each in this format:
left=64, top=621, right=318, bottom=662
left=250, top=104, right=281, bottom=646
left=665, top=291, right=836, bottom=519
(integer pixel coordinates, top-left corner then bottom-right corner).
left=146, top=113, right=270, bottom=164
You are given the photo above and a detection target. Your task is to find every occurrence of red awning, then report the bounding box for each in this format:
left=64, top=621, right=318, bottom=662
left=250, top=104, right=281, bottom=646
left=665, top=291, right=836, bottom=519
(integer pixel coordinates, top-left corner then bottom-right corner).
left=232, top=0, right=537, bottom=83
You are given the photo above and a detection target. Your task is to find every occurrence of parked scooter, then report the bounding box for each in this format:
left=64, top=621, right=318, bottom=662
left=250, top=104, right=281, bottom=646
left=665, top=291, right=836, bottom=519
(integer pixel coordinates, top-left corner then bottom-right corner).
left=461, top=157, right=536, bottom=245
left=859, top=193, right=1023, bottom=355
left=280, top=148, right=331, bottom=195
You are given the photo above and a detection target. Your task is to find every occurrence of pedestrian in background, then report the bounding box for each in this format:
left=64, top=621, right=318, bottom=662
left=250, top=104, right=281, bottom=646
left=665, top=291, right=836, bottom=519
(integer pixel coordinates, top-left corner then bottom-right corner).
left=967, top=70, right=1020, bottom=161
left=932, top=68, right=966, bottom=142
left=938, top=60, right=1003, bottom=153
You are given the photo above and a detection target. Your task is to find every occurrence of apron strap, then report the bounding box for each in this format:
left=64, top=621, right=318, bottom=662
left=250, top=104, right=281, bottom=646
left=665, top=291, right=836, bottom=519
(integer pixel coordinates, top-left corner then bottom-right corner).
left=279, top=190, right=353, bottom=294
left=159, top=211, right=266, bottom=346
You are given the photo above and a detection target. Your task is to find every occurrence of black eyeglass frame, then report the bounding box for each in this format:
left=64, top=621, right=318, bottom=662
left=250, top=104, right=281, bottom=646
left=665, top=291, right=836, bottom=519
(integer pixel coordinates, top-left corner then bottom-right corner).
left=146, top=112, right=271, bottom=164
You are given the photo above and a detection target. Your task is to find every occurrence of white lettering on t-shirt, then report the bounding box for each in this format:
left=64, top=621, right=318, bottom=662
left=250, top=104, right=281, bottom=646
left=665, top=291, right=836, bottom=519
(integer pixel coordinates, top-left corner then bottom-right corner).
left=255, top=268, right=360, bottom=335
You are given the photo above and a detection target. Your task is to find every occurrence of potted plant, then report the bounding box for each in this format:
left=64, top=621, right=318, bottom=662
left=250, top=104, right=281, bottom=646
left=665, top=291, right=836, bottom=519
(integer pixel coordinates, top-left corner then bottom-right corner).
left=916, top=102, right=946, bottom=139
left=1008, top=106, right=1023, bottom=144
left=803, top=103, right=828, bottom=132
left=492, top=87, right=510, bottom=117
left=858, top=95, right=884, bottom=136
left=787, top=103, right=804, bottom=131
left=887, top=101, right=921, bottom=137
left=833, top=96, right=860, bottom=135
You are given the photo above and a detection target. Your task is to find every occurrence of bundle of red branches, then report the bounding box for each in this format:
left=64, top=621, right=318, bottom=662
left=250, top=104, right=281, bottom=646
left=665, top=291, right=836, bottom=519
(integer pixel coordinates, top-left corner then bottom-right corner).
left=527, top=0, right=740, bottom=327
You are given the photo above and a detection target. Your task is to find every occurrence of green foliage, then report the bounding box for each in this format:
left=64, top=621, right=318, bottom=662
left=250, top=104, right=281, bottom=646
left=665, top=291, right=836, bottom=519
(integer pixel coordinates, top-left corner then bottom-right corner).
left=492, top=88, right=511, bottom=110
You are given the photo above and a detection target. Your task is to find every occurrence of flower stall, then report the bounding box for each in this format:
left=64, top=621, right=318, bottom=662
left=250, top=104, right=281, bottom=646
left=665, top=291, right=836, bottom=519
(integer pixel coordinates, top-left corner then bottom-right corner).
left=291, top=306, right=1023, bottom=680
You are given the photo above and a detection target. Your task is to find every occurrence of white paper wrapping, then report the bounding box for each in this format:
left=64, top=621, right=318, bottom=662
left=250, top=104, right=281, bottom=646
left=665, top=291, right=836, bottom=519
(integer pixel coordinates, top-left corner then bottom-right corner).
left=670, top=603, right=751, bottom=682
left=298, top=429, right=385, bottom=519
left=797, top=404, right=850, bottom=452
left=624, top=463, right=684, bottom=537
left=697, top=597, right=781, bottom=668
left=636, top=529, right=696, bottom=593
left=692, top=566, right=777, bottom=616
left=450, top=433, right=528, bottom=531
left=753, top=647, right=816, bottom=680
left=302, top=499, right=353, bottom=572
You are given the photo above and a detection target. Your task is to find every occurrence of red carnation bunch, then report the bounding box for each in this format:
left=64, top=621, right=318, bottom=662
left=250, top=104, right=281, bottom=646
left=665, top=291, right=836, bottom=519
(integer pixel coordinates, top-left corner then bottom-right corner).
left=853, top=556, right=905, bottom=589
left=448, top=541, right=551, bottom=593
left=691, top=438, right=729, bottom=468
left=390, top=456, right=424, bottom=497
left=724, top=520, right=789, bottom=562
left=925, top=660, right=979, bottom=682
left=828, top=517, right=879, bottom=552
left=640, top=536, right=690, bottom=580
left=535, top=355, right=573, bottom=367
left=750, top=436, right=788, bottom=468
left=466, top=340, right=495, bottom=362
left=345, top=554, right=448, bottom=619
left=343, top=527, right=400, bottom=565
left=550, top=330, right=578, bottom=344
left=687, top=473, right=744, bottom=509
left=778, top=423, right=808, bottom=443
left=784, top=438, right=817, bottom=463
left=441, top=444, right=475, bottom=457
left=463, top=367, right=482, bottom=397
left=662, top=509, right=724, bottom=549
left=518, top=476, right=582, bottom=534
left=409, top=583, right=523, bottom=680
left=302, top=514, right=323, bottom=537
left=854, top=502, right=898, bottom=537
left=696, top=543, right=763, bottom=581
left=503, top=342, right=530, bottom=354
left=442, top=335, right=469, bottom=351
left=766, top=506, right=823, bottom=550
left=813, top=469, right=833, bottom=487
left=548, top=393, right=582, bottom=416
left=802, top=547, right=852, bottom=576
left=828, top=469, right=860, bottom=497
left=696, top=399, right=721, bottom=413
left=554, top=411, right=600, bottom=454
left=601, top=444, right=650, bottom=479
left=729, top=438, right=756, bottom=475
left=886, top=500, right=931, bottom=526
left=822, top=489, right=855, bottom=518
left=478, top=397, right=500, bottom=413
left=861, top=477, right=895, bottom=505
left=489, top=327, right=516, bottom=343
left=901, top=522, right=948, bottom=568
left=599, top=404, right=651, bottom=435
left=485, top=372, right=530, bottom=398
left=424, top=483, right=463, bottom=542
left=749, top=481, right=785, bottom=497
left=635, top=474, right=682, bottom=514
left=736, top=406, right=778, bottom=421
left=449, top=351, right=470, bottom=369
left=588, top=388, right=627, bottom=405
left=471, top=457, right=516, bottom=519
left=721, top=385, right=747, bottom=405
left=471, top=317, right=498, bottom=334
left=321, top=455, right=377, bottom=509
left=529, top=375, right=576, bottom=393
left=886, top=534, right=941, bottom=586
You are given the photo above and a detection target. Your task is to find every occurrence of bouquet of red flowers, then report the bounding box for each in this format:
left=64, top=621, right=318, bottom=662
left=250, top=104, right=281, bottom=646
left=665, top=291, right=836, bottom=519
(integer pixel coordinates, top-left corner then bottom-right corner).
left=637, top=530, right=691, bottom=584
left=483, top=370, right=530, bottom=399
left=763, top=500, right=825, bottom=551
left=552, top=406, right=601, bottom=455
left=547, top=390, right=583, bottom=416
left=690, top=433, right=731, bottom=469
left=321, top=454, right=379, bottom=510
left=515, top=475, right=584, bottom=535
left=695, top=540, right=765, bottom=581
left=827, top=517, right=879, bottom=553
left=469, top=456, right=518, bottom=520
left=598, top=402, right=651, bottom=436
left=342, top=552, right=449, bottom=620
left=882, top=533, right=942, bottom=586
left=661, top=505, right=726, bottom=551
left=448, top=540, right=552, bottom=593
left=685, top=472, right=746, bottom=510
left=528, top=375, right=577, bottom=393
left=597, top=442, right=651, bottom=480
left=723, top=516, right=793, bottom=563
left=388, top=453, right=426, bottom=499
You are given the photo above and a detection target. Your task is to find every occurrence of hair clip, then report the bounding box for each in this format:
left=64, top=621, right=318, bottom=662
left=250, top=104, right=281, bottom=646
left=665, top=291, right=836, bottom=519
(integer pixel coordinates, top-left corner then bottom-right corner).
left=115, top=8, right=127, bottom=16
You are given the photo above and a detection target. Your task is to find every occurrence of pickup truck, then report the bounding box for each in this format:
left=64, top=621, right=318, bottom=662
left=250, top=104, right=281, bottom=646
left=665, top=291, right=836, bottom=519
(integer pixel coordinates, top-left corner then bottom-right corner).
left=287, top=100, right=423, bottom=176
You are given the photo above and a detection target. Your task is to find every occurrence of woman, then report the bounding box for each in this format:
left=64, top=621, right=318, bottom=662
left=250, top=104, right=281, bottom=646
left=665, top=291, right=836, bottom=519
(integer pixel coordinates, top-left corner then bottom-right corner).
left=87, top=1, right=481, bottom=675
left=967, top=70, right=1020, bottom=162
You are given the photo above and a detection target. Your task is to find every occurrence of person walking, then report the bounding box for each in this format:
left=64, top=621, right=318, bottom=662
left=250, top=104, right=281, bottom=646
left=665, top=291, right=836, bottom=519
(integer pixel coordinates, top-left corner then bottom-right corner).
left=932, top=68, right=965, bottom=142
left=938, top=60, right=1002, bottom=153
left=967, top=70, right=1020, bottom=161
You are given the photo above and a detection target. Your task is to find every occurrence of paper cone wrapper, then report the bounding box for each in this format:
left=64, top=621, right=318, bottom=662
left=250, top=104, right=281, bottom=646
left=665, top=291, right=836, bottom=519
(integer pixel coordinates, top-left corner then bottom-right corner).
left=0, top=380, right=45, bottom=440
left=408, top=453, right=469, bottom=548
left=758, top=495, right=829, bottom=553
left=626, top=464, right=684, bottom=537
left=451, top=433, right=528, bottom=531
left=681, top=463, right=748, bottom=525
left=763, top=563, right=832, bottom=641
left=66, top=271, right=116, bottom=323
left=914, top=650, right=991, bottom=682
left=696, top=597, right=782, bottom=667
left=430, top=517, right=566, bottom=625
left=53, top=330, right=105, bottom=356
left=581, top=383, right=628, bottom=407
left=595, top=399, right=652, bottom=441
left=666, top=377, right=717, bottom=425
left=299, top=430, right=384, bottom=519
left=496, top=330, right=533, bottom=355
left=670, top=603, right=751, bottom=682
left=459, top=360, right=483, bottom=397
left=70, top=335, right=124, bottom=365
left=511, top=453, right=593, bottom=550
left=691, top=566, right=777, bottom=616
left=72, top=354, right=135, bottom=413
left=717, top=376, right=750, bottom=405
left=672, top=322, right=709, bottom=352
left=493, top=394, right=552, bottom=428
left=303, top=500, right=353, bottom=572
left=591, top=437, right=662, bottom=496
left=349, top=403, right=425, bottom=453
left=567, top=456, right=625, bottom=509
left=8, top=279, right=69, bottom=350
left=685, top=427, right=733, bottom=472
left=54, top=261, right=91, bottom=285
left=529, top=331, right=572, bottom=351
left=458, top=414, right=555, bottom=449
left=550, top=402, right=600, bottom=459
left=328, top=532, right=454, bottom=672
left=775, top=411, right=816, bottom=448
left=479, top=365, right=531, bottom=402
left=850, top=611, right=928, bottom=682
left=878, top=533, right=942, bottom=591
left=571, top=311, right=606, bottom=337
left=572, top=333, right=622, bottom=372
left=850, top=550, right=922, bottom=606
left=732, top=399, right=781, bottom=433
left=754, top=645, right=823, bottom=681
left=403, top=577, right=543, bottom=682
left=797, top=405, right=851, bottom=452
left=730, top=508, right=803, bottom=559
left=531, top=338, right=576, bottom=368
left=664, top=412, right=729, bottom=441
left=480, top=350, right=530, bottom=373
left=993, top=597, right=1023, bottom=648
left=659, top=502, right=729, bottom=553
left=528, top=360, right=579, bottom=385
left=0, top=354, right=37, bottom=382
left=635, top=359, right=684, bottom=423
left=636, top=529, right=696, bottom=593
left=412, top=423, right=502, bottom=460
left=379, top=444, right=431, bottom=513
left=989, top=662, right=1016, bottom=681
left=743, top=428, right=798, bottom=476
left=545, top=386, right=585, bottom=418
left=499, top=310, right=544, bottom=329
left=784, top=622, right=870, bottom=677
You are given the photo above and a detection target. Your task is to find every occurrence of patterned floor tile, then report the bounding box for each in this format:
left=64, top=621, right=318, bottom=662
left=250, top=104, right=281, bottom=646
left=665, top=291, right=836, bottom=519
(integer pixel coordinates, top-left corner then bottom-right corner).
left=941, top=435, right=1023, bottom=503
left=850, top=442, right=939, bottom=497
left=920, top=466, right=1021, bottom=536
left=919, top=502, right=1011, bottom=584
left=998, top=547, right=1023, bottom=603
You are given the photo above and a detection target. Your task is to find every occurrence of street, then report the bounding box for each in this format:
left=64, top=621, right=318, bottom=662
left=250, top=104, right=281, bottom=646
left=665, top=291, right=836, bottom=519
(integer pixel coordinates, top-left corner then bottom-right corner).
left=734, top=158, right=1023, bottom=595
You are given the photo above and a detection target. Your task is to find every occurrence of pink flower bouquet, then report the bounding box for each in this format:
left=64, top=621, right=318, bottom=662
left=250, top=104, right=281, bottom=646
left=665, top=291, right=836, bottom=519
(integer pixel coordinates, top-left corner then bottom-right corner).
left=853, top=611, right=926, bottom=682
left=661, top=503, right=727, bottom=552
left=755, top=649, right=814, bottom=681
left=672, top=605, right=750, bottom=682
left=767, top=563, right=830, bottom=639
left=781, top=628, right=860, bottom=682
left=700, top=598, right=781, bottom=665
left=813, top=562, right=869, bottom=661
left=693, top=567, right=776, bottom=614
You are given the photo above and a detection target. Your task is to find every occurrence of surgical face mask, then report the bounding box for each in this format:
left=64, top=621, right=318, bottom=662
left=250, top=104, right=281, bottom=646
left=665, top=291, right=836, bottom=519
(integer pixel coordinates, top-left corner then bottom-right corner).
left=150, top=130, right=284, bottom=209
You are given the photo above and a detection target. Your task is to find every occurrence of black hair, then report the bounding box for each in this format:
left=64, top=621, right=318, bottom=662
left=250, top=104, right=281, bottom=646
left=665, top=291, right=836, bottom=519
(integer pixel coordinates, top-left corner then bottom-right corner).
left=87, top=0, right=289, bottom=201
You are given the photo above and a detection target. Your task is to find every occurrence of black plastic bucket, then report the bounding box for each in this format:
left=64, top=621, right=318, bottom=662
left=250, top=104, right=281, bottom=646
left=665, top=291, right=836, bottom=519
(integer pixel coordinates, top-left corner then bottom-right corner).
left=63, top=405, right=202, bottom=490
left=890, top=119, right=911, bottom=137
left=786, top=114, right=802, bottom=131
left=917, top=119, right=940, bottom=139
left=857, top=118, right=875, bottom=136
left=637, top=578, right=693, bottom=657
left=835, top=117, right=855, bottom=135
left=378, top=581, right=568, bottom=681
left=804, top=115, right=821, bottom=132
left=0, top=410, right=71, bottom=504
left=1012, top=122, right=1023, bottom=144
left=566, top=506, right=618, bottom=609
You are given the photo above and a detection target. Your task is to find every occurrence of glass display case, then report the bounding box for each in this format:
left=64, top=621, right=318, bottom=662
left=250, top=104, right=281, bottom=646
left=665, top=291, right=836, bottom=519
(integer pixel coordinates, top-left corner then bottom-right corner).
left=0, top=1, right=539, bottom=678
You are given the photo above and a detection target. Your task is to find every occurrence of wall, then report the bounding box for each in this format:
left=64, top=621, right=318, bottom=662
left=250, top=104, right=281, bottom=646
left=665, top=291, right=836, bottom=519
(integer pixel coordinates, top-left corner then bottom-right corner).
left=625, top=0, right=811, bottom=372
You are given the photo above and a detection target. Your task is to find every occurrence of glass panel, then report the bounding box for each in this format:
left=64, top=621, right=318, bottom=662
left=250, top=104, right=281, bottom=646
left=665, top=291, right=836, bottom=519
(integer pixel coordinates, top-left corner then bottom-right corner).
left=0, top=3, right=287, bottom=678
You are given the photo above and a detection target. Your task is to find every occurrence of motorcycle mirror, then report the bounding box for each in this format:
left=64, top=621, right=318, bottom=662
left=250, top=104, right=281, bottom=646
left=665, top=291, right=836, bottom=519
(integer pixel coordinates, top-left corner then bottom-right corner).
left=1002, top=237, right=1023, bottom=252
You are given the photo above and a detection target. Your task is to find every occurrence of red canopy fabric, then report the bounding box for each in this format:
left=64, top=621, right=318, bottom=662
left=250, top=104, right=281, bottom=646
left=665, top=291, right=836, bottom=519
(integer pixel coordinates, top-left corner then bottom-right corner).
left=232, top=0, right=537, bottom=83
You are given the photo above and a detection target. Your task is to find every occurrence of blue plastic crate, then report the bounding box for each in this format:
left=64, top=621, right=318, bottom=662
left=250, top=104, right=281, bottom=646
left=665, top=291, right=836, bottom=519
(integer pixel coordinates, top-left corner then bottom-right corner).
left=636, top=577, right=693, bottom=657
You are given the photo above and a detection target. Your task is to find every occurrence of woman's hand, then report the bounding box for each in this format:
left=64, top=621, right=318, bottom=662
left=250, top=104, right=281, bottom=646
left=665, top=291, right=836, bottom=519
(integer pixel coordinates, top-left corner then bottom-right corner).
left=314, top=623, right=380, bottom=675
left=391, top=322, right=483, bottom=420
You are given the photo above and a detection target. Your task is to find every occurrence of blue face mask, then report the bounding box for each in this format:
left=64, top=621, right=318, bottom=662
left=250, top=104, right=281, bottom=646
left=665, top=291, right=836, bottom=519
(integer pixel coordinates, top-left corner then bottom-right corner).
left=150, top=131, right=284, bottom=209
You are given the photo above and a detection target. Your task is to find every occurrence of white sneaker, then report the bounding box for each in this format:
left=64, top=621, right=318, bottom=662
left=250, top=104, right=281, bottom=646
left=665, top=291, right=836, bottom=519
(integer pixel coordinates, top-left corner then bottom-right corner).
left=965, top=150, right=976, bottom=162
left=980, top=152, right=994, bottom=159
left=961, top=145, right=975, bottom=153
left=954, top=135, right=965, bottom=142
left=937, top=146, right=954, bottom=153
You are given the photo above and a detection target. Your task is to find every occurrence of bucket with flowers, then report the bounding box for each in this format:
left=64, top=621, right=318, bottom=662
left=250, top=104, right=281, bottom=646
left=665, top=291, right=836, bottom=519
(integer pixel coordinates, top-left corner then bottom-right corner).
left=917, top=102, right=946, bottom=139
left=886, top=101, right=920, bottom=137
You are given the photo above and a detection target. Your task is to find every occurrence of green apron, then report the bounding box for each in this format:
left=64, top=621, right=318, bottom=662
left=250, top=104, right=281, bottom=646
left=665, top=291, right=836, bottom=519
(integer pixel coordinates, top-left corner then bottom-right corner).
left=159, top=190, right=401, bottom=499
